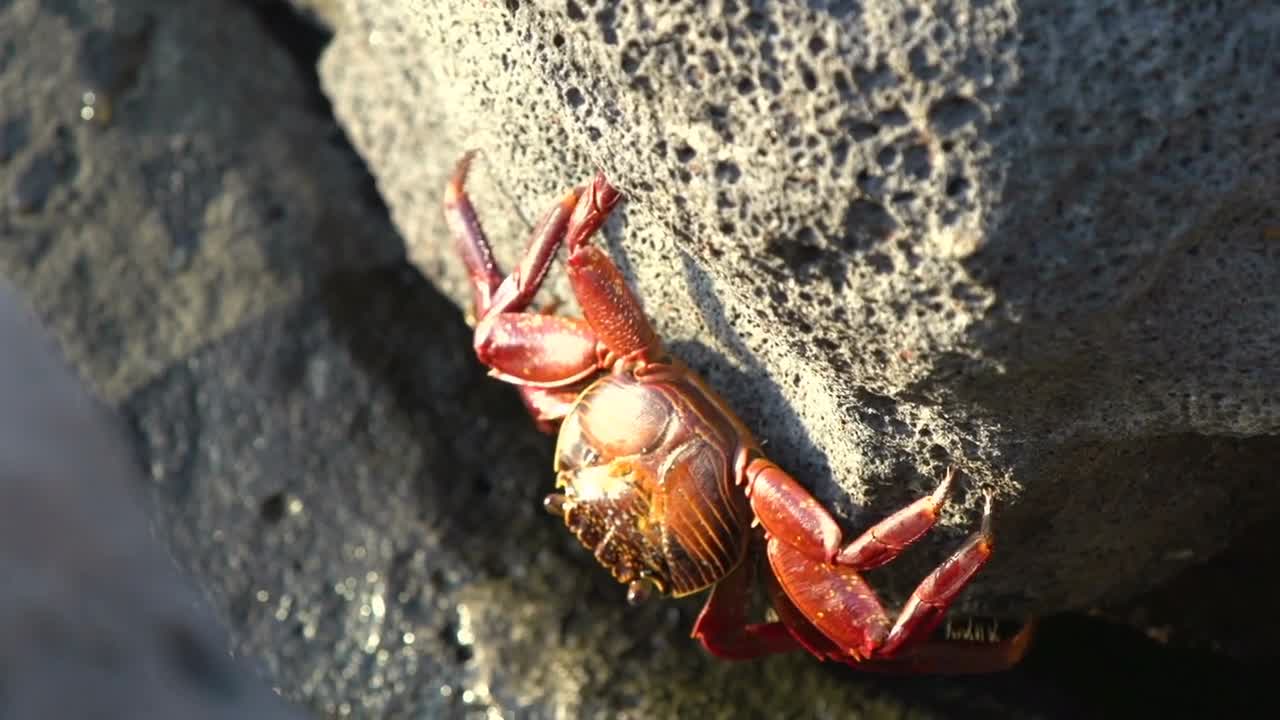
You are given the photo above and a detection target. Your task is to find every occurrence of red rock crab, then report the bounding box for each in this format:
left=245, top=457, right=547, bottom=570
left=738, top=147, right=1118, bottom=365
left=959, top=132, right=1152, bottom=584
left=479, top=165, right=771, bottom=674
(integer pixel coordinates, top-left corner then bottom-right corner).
left=442, top=152, right=1033, bottom=673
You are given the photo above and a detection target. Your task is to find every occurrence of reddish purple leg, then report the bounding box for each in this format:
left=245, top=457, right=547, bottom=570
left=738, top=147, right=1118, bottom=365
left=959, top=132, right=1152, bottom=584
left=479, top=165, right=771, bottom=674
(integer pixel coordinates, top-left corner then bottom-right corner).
left=442, top=155, right=594, bottom=426
left=743, top=459, right=1012, bottom=669
left=563, top=175, right=663, bottom=363
left=690, top=541, right=803, bottom=660
left=443, top=153, right=666, bottom=429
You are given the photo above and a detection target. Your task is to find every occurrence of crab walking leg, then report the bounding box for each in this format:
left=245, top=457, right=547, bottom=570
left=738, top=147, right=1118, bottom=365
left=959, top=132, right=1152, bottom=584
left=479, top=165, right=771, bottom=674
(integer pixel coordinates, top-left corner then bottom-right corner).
left=760, top=495, right=1001, bottom=664
left=876, top=492, right=996, bottom=657
left=836, top=466, right=956, bottom=569
left=764, top=536, right=894, bottom=659
left=444, top=153, right=614, bottom=389
left=744, top=459, right=959, bottom=571
left=689, top=541, right=805, bottom=660
left=443, top=151, right=505, bottom=315
left=760, top=539, right=1033, bottom=673
left=474, top=313, right=602, bottom=387
left=443, top=150, right=587, bottom=320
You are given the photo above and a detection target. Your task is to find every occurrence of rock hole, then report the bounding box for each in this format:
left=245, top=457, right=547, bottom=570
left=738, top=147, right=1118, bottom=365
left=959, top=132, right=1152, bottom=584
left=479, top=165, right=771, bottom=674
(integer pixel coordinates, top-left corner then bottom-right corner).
left=565, top=0, right=585, bottom=21
left=908, top=45, right=939, bottom=82
left=846, top=120, right=879, bottom=140
left=758, top=70, right=782, bottom=94
left=822, top=0, right=859, bottom=19
left=675, top=144, right=696, bottom=163
left=797, top=59, right=818, bottom=91
left=853, top=62, right=896, bottom=93
left=597, top=5, right=618, bottom=44
left=259, top=492, right=286, bottom=524
left=768, top=238, right=822, bottom=271
left=945, top=176, right=970, bottom=197
left=831, top=138, right=850, bottom=168
left=839, top=199, right=897, bottom=251
left=876, top=107, right=909, bottom=127
left=620, top=41, right=644, bottom=74
left=714, top=160, right=741, bottom=183
left=565, top=86, right=585, bottom=108
left=866, top=252, right=895, bottom=274
left=929, top=95, right=982, bottom=133
left=703, top=50, right=721, bottom=74
left=903, top=144, right=931, bottom=179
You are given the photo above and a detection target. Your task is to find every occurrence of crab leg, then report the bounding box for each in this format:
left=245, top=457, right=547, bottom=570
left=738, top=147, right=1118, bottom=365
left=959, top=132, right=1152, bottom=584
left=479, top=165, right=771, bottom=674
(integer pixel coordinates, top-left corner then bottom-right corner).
left=876, top=493, right=995, bottom=657
left=690, top=541, right=803, bottom=659
left=852, top=618, right=1036, bottom=674
left=745, top=458, right=1002, bottom=661
left=744, top=460, right=958, bottom=570
left=443, top=152, right=609, bottom=392
left=443, top=150, right=505, bottom=315
left=768, top=493, right=998, bottom=661
left=563, top=174, right=663, bottom=363
left=768, top=565, right=1034, bottom=674
left=836, top=467, right=956, bottom=569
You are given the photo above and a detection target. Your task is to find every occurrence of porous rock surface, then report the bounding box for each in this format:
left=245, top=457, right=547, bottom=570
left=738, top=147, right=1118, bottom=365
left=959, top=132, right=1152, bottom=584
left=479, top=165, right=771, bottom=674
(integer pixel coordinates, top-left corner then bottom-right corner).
left=319, top=0, right=1280, bottom=623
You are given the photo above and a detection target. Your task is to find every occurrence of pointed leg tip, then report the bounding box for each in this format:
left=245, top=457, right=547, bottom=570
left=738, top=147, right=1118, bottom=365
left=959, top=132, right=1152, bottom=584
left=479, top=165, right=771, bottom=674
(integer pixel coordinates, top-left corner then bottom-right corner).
left=446, top=150, right=481, bottom=203
left=453, top=149, right=479, bottom=179
left=931, top=465, right=958, bottom=505
left=979, top=490, right=996, bottom=538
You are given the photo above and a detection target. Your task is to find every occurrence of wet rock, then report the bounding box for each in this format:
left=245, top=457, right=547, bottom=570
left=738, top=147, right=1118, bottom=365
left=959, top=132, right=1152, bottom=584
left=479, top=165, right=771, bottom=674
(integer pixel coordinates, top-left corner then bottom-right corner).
left=314, top=0, right=1280, bottom=624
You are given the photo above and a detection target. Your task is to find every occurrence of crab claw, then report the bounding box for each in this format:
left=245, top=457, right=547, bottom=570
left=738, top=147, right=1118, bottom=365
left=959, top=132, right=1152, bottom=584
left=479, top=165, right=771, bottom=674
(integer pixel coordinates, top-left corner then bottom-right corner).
left=566, top=171, right=622, bottom=252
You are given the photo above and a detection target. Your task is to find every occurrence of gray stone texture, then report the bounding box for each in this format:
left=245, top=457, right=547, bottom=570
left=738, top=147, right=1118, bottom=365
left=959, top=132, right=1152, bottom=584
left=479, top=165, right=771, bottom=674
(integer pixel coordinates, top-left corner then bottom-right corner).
left=317, top=0, right=1280, bottom=619
left=1, top=0, right=1275, bottom=718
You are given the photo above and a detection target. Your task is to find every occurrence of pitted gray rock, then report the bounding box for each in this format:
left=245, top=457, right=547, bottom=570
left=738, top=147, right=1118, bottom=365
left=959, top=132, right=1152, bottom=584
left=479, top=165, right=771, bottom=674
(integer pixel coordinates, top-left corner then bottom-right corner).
left=319, top=0, right=1280, bottom=623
